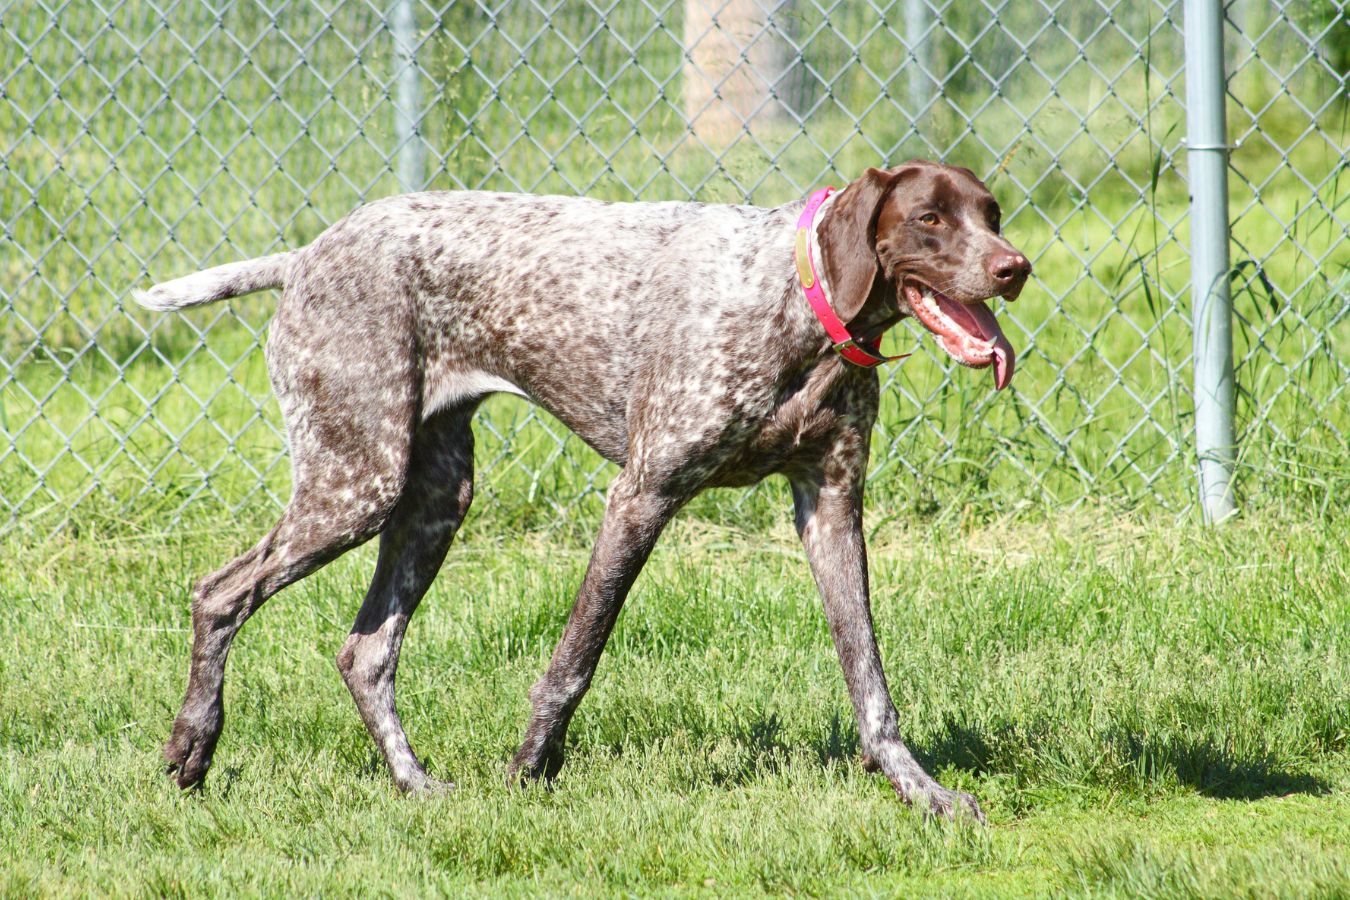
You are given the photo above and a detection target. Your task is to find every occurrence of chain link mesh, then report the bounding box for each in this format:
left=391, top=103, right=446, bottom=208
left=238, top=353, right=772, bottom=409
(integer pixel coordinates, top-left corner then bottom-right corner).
left=2, top=0, right=1346, bottom=533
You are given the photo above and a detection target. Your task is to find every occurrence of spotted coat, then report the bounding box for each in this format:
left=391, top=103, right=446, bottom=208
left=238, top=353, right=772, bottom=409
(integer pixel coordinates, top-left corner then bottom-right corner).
left=135, top=160, right=1031, bottom=822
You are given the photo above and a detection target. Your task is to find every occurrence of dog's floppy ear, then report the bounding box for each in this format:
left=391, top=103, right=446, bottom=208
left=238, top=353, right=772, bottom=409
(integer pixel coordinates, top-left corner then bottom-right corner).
left=816, top=167, right=899, bottom=323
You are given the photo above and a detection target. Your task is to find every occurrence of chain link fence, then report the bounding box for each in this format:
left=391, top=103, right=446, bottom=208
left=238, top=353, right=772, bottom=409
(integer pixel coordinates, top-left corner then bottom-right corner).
left=1, top=0, right=1347, bottom=535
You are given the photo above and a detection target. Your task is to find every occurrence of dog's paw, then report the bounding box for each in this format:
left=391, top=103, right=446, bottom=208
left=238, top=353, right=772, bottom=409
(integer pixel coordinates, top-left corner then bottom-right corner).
left=885, top=769, right=987, bottom=824
left=923, top=786, right=986, bottom=824
left=163, top=714, right=222, bottom=790
left=506, top=742, right=565, bottom=787
left=402, top=775, right=456, bottom=797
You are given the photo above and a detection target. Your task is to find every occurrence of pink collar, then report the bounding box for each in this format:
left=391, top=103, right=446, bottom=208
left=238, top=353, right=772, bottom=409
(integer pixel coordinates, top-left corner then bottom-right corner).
left=794, top=187, right=908, bottom=368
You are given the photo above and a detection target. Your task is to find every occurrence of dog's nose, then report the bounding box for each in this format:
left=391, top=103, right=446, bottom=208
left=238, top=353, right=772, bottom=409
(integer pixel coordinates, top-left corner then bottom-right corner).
left=989, top=252, right=1031, bottom=285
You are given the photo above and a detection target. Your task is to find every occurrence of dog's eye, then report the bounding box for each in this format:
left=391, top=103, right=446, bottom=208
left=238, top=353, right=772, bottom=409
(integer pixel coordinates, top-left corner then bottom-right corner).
left=919, top=213, right=939, bottom=226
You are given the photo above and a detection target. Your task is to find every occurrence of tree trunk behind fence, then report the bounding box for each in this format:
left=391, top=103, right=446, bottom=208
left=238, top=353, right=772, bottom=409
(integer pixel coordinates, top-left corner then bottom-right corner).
left=683, top=0, right=787, bottom=145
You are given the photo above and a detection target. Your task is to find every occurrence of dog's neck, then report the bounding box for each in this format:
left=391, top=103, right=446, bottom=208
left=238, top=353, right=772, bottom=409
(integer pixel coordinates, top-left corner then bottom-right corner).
left=797, top=194, right=905, bottom=359
left=850, top=279, right=905, bottom=341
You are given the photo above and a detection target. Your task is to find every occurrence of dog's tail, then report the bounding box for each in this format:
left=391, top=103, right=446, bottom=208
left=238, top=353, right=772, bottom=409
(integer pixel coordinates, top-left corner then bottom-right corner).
left=131, top=251, right=295, bottom=312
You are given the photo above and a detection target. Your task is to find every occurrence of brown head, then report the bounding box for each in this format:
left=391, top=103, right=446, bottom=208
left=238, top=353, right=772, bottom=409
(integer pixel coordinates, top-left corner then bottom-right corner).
left=816, top=160, right=1031, bottom=390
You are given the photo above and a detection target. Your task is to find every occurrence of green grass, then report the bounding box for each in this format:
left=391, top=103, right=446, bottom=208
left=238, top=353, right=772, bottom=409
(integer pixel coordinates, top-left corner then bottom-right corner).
left=2, top=506, right=1348, bottom=895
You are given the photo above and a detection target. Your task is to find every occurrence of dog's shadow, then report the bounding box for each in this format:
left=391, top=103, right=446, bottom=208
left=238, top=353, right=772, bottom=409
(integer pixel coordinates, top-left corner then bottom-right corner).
left=679, top=713, right=1330, bottom=800
left=1096, top=728, right=1331, bottom=800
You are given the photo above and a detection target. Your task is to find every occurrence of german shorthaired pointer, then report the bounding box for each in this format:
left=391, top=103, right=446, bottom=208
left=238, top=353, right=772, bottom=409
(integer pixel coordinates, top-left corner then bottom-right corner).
left=134, top=160, right=1030, bottom=821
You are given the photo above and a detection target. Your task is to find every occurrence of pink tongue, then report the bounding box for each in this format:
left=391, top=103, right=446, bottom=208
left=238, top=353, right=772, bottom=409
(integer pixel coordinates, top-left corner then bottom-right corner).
left=937, top=295, right=1016, bottom=391
left=992, top=341, right=1014, bottom=391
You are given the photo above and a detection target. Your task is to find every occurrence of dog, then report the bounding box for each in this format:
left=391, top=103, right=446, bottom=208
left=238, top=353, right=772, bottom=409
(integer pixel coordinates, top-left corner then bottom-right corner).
left=133, top=160, right=1030, bottom=821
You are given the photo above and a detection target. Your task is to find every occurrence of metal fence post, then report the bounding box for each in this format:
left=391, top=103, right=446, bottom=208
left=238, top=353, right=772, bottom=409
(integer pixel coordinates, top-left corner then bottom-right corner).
left=904, top=0, right=930, bottom=114
left=1183, top=0, right=1238, bottom=523
left=392, top=0, right=425, bottom=193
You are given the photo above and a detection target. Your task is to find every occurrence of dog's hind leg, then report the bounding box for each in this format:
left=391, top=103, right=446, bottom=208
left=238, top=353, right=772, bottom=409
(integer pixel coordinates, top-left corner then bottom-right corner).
left=164, top=312, right=419, bottom=790
left=336, top=402, right=477, bottom=793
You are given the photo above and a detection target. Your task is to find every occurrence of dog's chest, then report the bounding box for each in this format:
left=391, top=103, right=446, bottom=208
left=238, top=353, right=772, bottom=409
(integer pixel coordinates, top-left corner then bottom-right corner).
left=703, top=361, right=878, bottom=487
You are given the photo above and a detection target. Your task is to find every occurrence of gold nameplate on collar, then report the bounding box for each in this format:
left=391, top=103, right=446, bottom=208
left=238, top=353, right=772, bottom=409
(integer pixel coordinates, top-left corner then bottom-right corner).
left=793, top=228, right=814, bottom=288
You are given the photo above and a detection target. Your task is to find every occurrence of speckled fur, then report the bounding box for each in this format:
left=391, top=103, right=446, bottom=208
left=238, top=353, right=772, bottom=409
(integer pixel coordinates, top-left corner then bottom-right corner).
left=138, top=161, right=1030, bottom=822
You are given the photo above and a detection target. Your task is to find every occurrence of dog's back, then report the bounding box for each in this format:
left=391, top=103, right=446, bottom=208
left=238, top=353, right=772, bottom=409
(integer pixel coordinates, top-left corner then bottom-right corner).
left=140, top=190, right=803, bottom=460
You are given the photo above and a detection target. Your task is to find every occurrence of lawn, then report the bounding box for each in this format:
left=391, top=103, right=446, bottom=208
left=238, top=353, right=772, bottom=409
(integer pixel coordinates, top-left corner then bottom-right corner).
left=2, top=504, right=1347, bottom=895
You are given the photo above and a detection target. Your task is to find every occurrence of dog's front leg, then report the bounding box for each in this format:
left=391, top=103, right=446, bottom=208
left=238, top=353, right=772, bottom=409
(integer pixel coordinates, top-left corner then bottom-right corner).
left=791, top=467, right=985, bottom=823
left=509, top=469, right=682, bottom=784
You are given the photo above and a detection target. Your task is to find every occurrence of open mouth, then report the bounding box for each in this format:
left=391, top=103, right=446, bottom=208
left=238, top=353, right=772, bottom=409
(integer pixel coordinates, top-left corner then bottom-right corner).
left=903, top=282, right=1016, bottom=391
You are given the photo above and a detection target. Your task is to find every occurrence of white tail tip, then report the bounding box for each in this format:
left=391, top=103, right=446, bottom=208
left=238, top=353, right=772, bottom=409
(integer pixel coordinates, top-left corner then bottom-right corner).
left=130, top=287, right=179, bottom=311
left=129, top=252, right=291, bottom=312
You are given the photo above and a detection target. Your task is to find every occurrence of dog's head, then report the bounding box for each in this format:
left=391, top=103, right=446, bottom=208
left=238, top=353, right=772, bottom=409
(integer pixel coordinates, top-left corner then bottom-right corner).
left=816, top=160, right=1030, bottom=390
